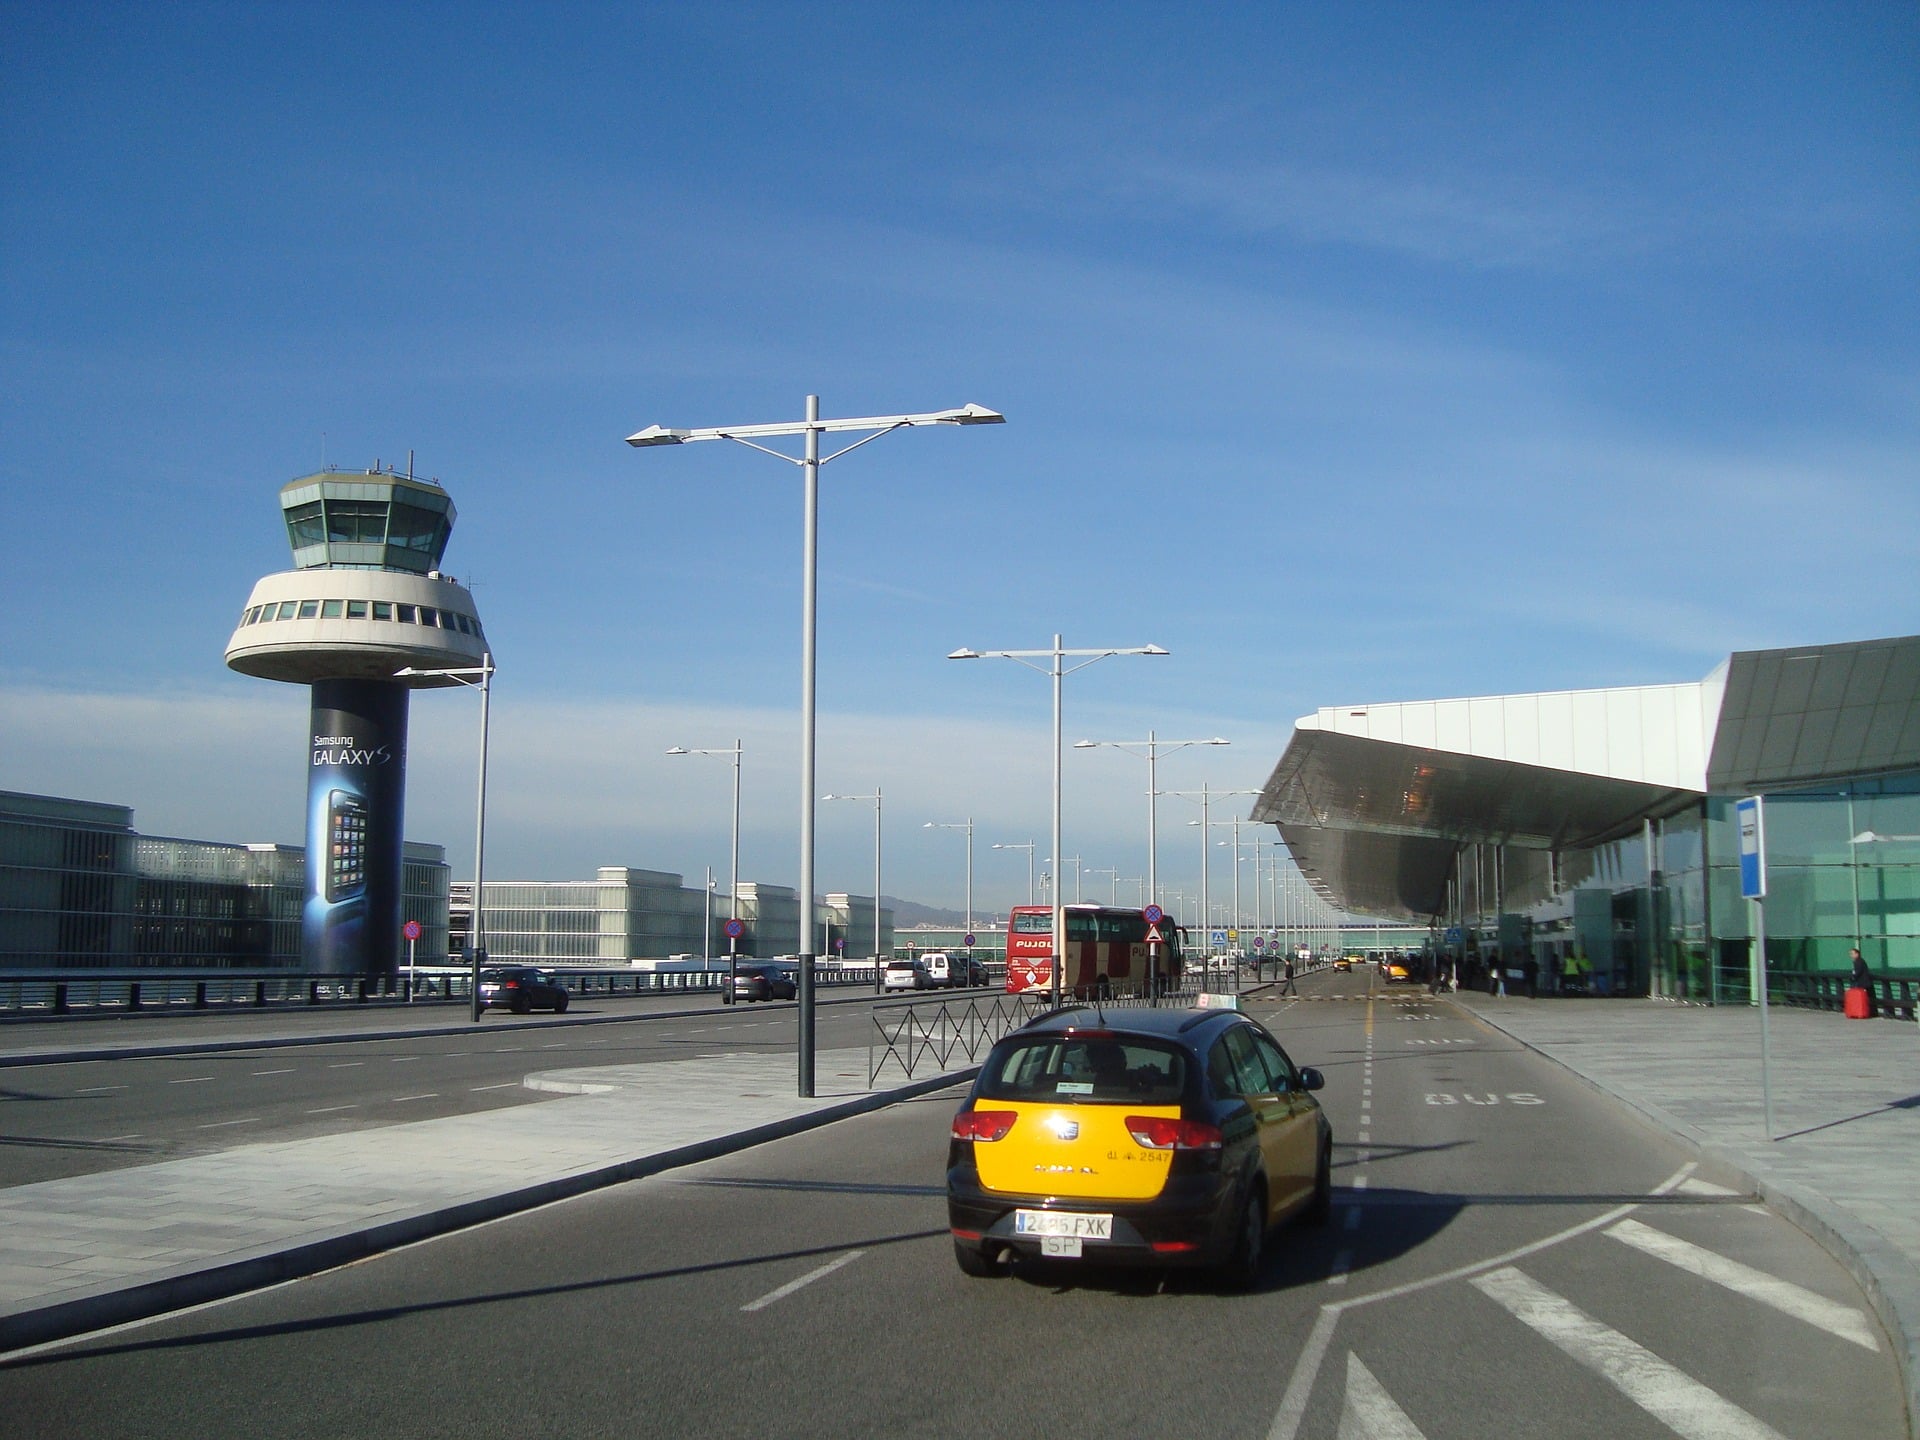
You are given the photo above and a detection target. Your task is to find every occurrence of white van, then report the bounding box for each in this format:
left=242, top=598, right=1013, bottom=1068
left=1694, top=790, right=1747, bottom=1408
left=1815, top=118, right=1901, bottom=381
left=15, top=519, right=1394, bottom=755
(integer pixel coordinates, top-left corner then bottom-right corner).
left=920, top=952, right=982, bottom=988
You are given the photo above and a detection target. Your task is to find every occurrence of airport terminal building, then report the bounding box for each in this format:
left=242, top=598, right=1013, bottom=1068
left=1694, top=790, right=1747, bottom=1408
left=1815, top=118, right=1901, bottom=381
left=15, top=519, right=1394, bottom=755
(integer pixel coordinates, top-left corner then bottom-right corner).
left=1252, top=634, right=1920, bottom=1001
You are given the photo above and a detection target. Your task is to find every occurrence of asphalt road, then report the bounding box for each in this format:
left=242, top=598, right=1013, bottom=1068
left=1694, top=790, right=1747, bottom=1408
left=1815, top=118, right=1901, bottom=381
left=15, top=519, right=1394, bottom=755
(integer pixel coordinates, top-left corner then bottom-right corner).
left=0, top=989, right=909, bottom=1186
left=0, top=974, right=1902, bottom=1439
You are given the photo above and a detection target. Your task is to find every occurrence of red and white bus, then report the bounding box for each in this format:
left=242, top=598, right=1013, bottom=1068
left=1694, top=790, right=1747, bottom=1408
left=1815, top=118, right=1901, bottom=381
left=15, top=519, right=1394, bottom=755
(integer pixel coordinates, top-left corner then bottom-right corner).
left=1004, top=904, right=1187, bottom=998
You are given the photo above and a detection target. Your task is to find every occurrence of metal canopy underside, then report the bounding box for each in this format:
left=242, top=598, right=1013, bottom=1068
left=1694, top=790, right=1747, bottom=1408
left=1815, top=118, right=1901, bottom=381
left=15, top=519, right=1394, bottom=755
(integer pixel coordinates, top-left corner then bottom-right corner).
left=1251, top=633, right=1920, bottom=923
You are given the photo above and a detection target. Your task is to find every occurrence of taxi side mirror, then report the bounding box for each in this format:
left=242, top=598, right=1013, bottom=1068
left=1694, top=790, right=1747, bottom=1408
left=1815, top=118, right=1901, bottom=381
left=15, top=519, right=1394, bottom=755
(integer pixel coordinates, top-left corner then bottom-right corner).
left=1299, top=1067, right=1326, bottom=1092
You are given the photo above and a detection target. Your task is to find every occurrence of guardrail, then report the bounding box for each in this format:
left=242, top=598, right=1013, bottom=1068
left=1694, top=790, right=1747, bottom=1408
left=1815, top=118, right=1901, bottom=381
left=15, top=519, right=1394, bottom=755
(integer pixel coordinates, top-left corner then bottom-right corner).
left=0, top=964, right=888, bottom=1019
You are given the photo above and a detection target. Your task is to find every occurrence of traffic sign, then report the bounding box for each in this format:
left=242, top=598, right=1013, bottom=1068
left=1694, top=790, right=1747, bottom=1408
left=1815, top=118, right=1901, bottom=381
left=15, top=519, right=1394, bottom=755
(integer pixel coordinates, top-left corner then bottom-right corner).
left=835, top=936, right=846, bottom=951
left=1253, top=937, right=1266, bottom=950
left=1737, top=796, right=1766, bottom=899
left=402, top=920, right=422, bottom=941
left=723, top=918, right=746, bottom=939
left=963, top=933, right=976, bottom=947
left=1145, top=924, right=1165, bottom=945
left=1142, top=904, right=1164, bottom=925
left=1211, top=930, right=1227, bottom=946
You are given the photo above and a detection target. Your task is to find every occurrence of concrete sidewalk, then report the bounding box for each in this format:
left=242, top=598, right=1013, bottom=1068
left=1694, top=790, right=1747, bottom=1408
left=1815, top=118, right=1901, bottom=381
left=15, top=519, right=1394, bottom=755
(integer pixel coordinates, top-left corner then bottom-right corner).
left=0, top=1046, right=969, bottom=1354
left=1454, top=991, right=1920, bottom=1436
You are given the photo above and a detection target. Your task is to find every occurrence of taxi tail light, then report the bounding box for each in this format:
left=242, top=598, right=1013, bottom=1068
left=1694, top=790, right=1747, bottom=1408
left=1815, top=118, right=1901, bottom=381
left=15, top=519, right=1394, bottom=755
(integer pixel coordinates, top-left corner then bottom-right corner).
left=952, top=1110, right=1017, bottom=1143
left=1125, top=1116, right=1223, bottom=1151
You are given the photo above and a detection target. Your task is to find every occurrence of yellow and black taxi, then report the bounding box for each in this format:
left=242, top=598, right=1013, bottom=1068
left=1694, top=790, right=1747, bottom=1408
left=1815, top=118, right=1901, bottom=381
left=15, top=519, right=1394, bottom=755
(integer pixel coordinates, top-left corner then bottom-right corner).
left=947, top=1006, right=1331, bottom=1286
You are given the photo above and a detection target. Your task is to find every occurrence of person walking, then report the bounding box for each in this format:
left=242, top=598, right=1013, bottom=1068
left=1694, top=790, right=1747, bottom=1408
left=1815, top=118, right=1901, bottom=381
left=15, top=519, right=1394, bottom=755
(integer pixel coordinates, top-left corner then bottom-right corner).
left=1280, top=955, right=1297, bottom=995
left=1849, top=946, right=1876, bottom=1017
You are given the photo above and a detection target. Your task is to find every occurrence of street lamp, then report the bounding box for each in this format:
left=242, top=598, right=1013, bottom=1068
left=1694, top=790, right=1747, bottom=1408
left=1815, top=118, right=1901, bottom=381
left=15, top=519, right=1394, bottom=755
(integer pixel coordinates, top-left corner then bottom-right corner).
left=1165, top=783, right=1255, bottom=956
left=1088, top=866, right=1117, bottom=904
left=925, top=819, right=974, bottom=944
left=952, top=635, right=1169, bottom=1007
left=630, top=395, right=1002, bottom=1097
left=396, top=654, right=493, bottom=1022
left=1048, top=854, right=1084, bottom=903
left=1074, top=733, right=1227, bottom=908
left=668, top=741, right=742, bottom=1000
left=823, top=788, right=883, bottom=988
left=991, top=841, right=1037, bottom=905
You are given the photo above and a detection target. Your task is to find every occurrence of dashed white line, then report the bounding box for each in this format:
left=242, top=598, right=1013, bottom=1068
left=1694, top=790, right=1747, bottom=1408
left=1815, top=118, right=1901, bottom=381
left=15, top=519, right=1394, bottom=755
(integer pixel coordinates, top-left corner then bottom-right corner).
left=250, top=1069, right=294, bottom=1077
left=470, top=1082, right=519, bottom=1092
left=388, top=1056, right=421, bottom=1063
left=741, top=1250, right=866, bottom=1312
left=197, top=1117, right=260, bottom=1130
left=305, top=1104, right=359, bottom=1115
left=326, top=1062, right=364, bottom=1069
left=168, top=1076, right=214, bottom=1085
left=75, top=1085, right=127, bottom=1094
left=1326, top=1249, right=1353, bottom=1287
left=391, top=1093, right=441, bottom=1104
left=1470, top=1266, right=1788, bottom=1440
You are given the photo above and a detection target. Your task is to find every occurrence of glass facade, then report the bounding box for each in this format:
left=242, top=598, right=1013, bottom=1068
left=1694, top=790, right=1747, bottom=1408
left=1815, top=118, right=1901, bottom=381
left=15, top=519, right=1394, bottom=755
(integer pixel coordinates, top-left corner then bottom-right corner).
left=0, top=791, right=450, bottom=970
left=279, top=471, right=455, bottom=574
left=1441, top=770, right=1920, bottom=1002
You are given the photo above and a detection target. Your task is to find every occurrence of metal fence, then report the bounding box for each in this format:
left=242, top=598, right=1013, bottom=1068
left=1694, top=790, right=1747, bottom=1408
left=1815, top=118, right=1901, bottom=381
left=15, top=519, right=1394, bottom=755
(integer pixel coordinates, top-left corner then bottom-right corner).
left=0, top=964, right=887, bottom=1018
left=1769, top=971, right=1918, bottom=1021
left=866, top=976, right=1215, bottom=1086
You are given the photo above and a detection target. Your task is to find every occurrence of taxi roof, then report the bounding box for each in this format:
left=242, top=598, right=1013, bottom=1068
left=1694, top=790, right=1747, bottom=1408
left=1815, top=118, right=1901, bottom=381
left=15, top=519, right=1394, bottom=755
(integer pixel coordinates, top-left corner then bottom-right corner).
left=1017, top=1005, right=1244, bottom=1042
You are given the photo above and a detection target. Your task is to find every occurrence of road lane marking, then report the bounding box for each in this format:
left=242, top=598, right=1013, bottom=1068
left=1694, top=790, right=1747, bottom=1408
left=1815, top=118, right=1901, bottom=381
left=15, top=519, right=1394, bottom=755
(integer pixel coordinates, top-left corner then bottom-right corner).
left=168, top=1076, right=215, bottom=1085
left=1341, top=1353, right=1427, bottom=1439
left=391, top=1093, right=441, bottom=1103
left=100, top=1133, right=141, bottom=1142
left=1470, top=1266, right=1788, bottom=1440
left=249, top=1069, right=294, bottom=1076
left=1265, top=1162, right=1699, bottom=1440
left=1343, top=1206, right=1363, bottom=1232
left=1605, top=1218, right=1880, bottom=1351
left=470, top=1082, right=519, bottom=1091
left=197, top=1117, right=260, bottom=1129
left=327, top=1062, right=364, bottom=1069
left=1326, top=1250, right=1353, bottom=1287
left=305, top=1104, right=359, bottom=1114
left=75, top=1085, right=127, bottom=1093
left=389, top=1056, right=421, bottom=1063
left=741, top=1250, right=866, bottom=1312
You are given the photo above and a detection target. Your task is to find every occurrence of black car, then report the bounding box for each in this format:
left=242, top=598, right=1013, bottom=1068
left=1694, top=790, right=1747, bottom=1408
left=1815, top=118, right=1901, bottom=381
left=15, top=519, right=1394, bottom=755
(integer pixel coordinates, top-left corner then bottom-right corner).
left=729, top=962, right=798, bottom=1003
left=948, top=1005, right=1331, bottom=1286
left=478, top=965, right=570, bottom=1014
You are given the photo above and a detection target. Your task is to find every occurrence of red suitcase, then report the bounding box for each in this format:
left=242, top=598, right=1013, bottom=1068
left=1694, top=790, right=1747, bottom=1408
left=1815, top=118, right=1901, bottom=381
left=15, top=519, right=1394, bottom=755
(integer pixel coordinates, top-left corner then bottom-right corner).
left=1843, top=985, right=1872, bottom=1019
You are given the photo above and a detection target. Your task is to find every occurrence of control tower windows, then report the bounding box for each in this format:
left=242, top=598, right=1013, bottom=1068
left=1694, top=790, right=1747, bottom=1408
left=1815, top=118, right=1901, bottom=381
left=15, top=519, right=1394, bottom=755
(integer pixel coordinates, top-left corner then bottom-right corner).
left=396, top=604, right=417, bottom=624
left=321, top=600, right=344, bottom=619
left=298, top=600, right=319, bottom=619
left=285, top=501, right=325, bottom=551
left=373, top=602, right=392, bottom=620
left=346, top=601, right=368, bottom=620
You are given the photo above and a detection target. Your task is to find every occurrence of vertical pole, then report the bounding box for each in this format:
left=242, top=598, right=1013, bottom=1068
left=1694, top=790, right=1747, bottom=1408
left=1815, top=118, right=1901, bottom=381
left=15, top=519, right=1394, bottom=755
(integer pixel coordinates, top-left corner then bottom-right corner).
left=964, top=819, right=973, bottom=947
left=1754, top=894, right=1774, bottom=1140
left=873, top=786, right=883, bottom=964
left=1200, top=783, right=1211, bottom=961
left=1050, top=634, right=1064, bottom=1009
left=798, top=396, right=819, bottom=1096
left=703, top=866, right=713, bottom=965
left=469, top=653, right=492, bottom=1023
left=729, top=740, right=741, bottom=1000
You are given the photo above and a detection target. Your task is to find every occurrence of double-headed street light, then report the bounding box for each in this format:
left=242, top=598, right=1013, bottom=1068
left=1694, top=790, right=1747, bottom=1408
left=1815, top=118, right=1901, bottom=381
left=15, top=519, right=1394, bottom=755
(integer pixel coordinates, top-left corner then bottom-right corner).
left=1074, top=734, right=1227, bottom=908
left=1164, top=783, right=1256, bottom=953
left=952, top=635, right=1168, bottom=1007
left=822, top=788, right=883, bottom=987
left=630, top=395, right=1002, bottom=1097
left=924, top=819, right=974, bottom=944
left=991, top=841, right=1037, bottom=905
left=667, top=741, right=742, bottom=997
left=396, top=654, right=493, bottom=1022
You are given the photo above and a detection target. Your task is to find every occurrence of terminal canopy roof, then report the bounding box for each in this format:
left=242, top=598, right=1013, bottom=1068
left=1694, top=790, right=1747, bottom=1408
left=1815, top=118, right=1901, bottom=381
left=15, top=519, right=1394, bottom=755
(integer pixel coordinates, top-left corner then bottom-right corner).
left=1251, top=634, right=1920, bottom=921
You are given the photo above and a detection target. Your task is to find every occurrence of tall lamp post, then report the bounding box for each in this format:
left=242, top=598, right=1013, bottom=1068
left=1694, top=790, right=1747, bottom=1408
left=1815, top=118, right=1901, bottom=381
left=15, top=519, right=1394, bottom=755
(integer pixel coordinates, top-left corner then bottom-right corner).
left=668, top=740, right=742, bottom=999
left=991, top=841, right=1037, bottom=904
left=1073, top=733, right=1228, bottom=909
left=823, top=788, right=883, bottom=987
left=952, top=636, right=1168, bottom=1007
left=1163, top=784, right=1255, bottom=958
left=1048, top=854, right=1084, bottom=904
left=630, top=396, right=1002, bottom=1096
left=396, top=654, right=493, bottom=1023
left=925, top=819, right=974, bottom=947
left=1088, top=866, right=1117, bottom=904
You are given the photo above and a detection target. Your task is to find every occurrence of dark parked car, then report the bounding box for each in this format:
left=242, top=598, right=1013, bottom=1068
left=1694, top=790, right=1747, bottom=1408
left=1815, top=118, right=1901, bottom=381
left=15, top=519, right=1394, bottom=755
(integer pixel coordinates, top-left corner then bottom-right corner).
left=730, top=962, right=798, bottom=1003
left=948, top=1005, right=1331, bottom=1286
left=478, top=965, right=570, bottom=1014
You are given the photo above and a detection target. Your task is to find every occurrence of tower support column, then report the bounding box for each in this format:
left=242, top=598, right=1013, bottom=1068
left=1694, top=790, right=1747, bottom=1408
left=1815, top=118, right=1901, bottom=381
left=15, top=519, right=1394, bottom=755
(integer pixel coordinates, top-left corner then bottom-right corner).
left=304, top=679, right=409, bottom=975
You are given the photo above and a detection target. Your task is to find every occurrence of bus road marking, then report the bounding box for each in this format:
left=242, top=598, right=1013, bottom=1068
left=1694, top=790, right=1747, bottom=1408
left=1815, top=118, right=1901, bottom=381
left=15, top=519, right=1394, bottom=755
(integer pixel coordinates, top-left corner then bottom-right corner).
left=741, top=1250, right=867, bottom=1312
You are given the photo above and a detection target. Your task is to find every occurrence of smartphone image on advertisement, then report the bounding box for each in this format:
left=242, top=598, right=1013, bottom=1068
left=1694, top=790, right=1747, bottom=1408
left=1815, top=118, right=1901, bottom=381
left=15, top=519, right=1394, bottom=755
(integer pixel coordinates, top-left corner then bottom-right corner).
left=326, top=789, right=368, bottom=902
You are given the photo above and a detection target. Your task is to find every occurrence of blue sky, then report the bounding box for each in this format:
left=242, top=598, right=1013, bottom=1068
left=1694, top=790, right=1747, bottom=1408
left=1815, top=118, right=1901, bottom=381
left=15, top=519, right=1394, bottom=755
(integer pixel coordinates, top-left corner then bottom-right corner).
left=3, top=3, right=1916, bottom=917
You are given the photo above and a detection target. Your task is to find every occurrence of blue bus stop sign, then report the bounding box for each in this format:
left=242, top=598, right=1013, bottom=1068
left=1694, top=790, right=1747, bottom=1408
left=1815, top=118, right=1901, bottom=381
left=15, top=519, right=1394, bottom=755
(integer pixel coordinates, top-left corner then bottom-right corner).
left=1737, top=796, right=1766, bottom=899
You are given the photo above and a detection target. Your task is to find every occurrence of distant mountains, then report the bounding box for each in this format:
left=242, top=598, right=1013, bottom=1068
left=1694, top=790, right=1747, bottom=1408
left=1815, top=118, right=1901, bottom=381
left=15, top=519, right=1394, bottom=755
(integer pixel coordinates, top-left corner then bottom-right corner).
left=884, top=896, right=975, bottom=930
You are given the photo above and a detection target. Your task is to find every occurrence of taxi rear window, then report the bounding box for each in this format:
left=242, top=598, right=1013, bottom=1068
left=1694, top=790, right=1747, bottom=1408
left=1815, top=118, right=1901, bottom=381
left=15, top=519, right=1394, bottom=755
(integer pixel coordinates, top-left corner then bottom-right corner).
left=980, top=1035, right=1186, bottom=1105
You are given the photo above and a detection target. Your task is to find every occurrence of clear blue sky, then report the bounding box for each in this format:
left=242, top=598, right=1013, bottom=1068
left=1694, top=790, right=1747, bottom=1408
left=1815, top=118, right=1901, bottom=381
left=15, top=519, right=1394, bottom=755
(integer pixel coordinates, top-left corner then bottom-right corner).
left=3, top=3, right=1915, bottom=917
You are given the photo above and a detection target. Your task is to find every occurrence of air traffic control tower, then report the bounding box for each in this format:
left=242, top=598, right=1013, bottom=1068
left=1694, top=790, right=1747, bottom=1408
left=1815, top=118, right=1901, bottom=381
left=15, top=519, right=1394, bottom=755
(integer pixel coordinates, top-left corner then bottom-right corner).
left=225, top=465, right=491, bottom=975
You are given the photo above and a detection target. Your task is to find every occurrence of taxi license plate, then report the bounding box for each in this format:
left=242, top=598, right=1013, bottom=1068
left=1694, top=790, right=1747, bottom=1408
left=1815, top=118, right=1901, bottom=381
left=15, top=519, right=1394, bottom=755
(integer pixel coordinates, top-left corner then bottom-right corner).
left=1014, top=1211, right=1113, bottom=1241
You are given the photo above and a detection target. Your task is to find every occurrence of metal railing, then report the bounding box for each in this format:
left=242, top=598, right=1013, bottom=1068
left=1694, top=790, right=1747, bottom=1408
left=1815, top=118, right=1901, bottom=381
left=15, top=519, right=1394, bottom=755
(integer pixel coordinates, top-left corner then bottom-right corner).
left=0, top=964, right=887, bottom=1019
left=1767, top=971, right=1918, bottom=1021
left=866, top=976, right=1215, bottom=1086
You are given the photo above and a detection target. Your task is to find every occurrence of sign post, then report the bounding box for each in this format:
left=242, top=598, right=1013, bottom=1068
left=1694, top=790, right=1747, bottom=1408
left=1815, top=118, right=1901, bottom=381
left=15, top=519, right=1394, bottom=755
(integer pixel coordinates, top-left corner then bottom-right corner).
left=1737, top=796, right=1775, bottom=1140
left=722, top=917, right=745, bottom=1004
left=402, top=919, right=422, bottom=1000
left=1143, top=904, right=1165, bottom=1006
